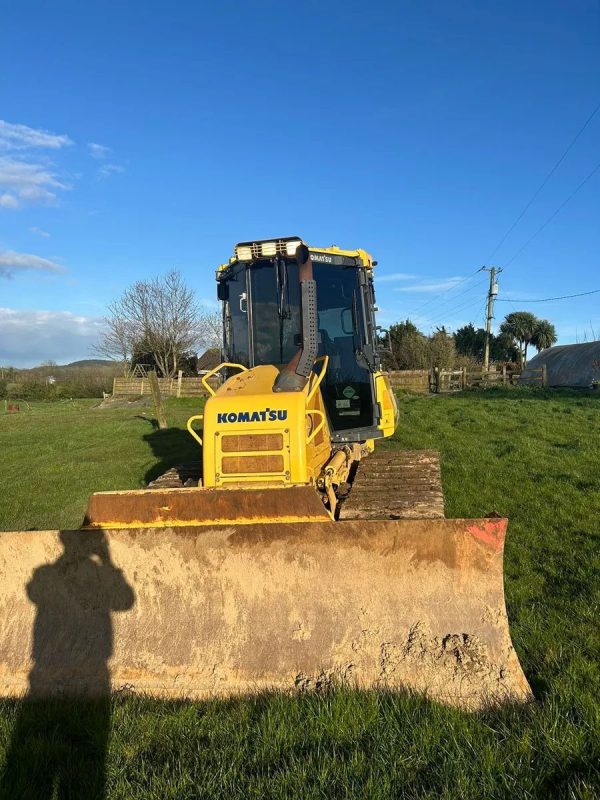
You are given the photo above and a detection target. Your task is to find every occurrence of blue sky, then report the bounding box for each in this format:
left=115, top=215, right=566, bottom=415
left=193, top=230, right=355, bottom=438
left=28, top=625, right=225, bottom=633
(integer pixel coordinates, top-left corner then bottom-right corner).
left=1, top=0, right=599, bottom=366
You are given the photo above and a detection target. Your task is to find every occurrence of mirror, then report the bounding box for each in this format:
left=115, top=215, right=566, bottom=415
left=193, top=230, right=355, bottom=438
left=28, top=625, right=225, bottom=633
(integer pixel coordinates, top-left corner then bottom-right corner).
left=217, top=282, right=229, bottom=301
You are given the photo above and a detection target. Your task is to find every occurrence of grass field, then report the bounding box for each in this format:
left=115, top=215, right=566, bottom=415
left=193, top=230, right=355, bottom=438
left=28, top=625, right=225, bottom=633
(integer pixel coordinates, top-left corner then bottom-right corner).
left=0, top=389, right=599, bottom=798
left=0, top=397, right=204, bottom=531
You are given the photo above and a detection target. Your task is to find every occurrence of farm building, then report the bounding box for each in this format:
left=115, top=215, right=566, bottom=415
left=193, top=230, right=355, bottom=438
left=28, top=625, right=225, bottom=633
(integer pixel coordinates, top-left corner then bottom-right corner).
left=521, top=341, right=600, bottom=388
left=196, top=348, right=221, bottom=374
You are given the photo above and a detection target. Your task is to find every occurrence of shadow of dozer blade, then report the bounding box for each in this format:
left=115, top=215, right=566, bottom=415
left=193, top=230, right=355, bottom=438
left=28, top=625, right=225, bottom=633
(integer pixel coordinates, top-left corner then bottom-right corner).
left=0, top=518, right=532, bottom=710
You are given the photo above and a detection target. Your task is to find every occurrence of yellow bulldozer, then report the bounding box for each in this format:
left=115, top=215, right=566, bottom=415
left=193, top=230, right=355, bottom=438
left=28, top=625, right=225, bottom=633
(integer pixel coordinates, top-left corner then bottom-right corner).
left=1, top=238, right=531, bottom=709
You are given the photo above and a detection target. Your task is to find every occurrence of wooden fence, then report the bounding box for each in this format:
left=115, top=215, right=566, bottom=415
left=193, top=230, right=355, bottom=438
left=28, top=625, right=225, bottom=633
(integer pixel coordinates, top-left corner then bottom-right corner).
left=388, top=366, right=547, bottom=393
left=113, top=374, right=218, bottom=397
left=433, top=365, right=546, bottom=393
left=388, top=370, right=431, bottom=394
left=113, top=366, right=547, bottom=398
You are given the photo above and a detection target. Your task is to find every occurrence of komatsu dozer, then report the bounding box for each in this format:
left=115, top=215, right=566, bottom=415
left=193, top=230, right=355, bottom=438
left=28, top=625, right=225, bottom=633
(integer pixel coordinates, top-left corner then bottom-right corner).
left=0, top=238, right=532, bottom=709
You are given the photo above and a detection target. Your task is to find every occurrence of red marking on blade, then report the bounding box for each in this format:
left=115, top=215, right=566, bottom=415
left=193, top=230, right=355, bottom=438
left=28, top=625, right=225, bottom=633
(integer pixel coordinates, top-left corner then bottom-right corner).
left=466, top=520, right=507, bottom=552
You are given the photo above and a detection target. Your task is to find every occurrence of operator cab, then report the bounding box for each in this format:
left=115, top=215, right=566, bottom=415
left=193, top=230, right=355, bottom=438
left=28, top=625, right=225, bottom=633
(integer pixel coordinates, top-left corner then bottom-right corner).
left=217, top=237, right=383, bottom=443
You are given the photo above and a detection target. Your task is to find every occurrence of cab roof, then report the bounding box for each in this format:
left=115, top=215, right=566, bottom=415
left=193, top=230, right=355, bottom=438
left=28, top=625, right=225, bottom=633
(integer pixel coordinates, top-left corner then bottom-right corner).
left=217, top=237, right=376, bottom=274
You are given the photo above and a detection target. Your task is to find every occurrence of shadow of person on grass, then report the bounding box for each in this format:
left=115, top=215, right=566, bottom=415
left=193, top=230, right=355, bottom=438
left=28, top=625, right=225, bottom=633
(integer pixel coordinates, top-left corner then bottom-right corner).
left=0, top=530, right=134, bottom=800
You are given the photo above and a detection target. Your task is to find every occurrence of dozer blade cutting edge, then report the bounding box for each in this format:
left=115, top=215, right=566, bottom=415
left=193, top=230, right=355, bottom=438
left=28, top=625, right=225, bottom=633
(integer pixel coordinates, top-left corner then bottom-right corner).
left=0, top=516, right=532, bottom=710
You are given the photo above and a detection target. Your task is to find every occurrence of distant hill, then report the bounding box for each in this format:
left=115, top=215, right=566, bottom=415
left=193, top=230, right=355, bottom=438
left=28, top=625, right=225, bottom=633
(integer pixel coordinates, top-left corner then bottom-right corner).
left=62, top=359, right=116, bottom=368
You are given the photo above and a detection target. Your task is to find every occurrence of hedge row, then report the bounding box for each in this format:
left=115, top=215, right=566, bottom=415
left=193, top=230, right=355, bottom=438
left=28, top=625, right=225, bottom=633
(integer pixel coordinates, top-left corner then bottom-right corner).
left=0, top=380, right=111, bottom=400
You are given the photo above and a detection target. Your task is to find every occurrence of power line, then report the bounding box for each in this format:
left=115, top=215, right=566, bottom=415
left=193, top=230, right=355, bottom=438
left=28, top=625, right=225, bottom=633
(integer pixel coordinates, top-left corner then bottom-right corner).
left=405, top=100, right=600, bottom=333
left=496, top=287, right=600, bottom=303
left=424, top=283, right=489, bottom=329
left=421, top=290, right=486, bottom=329
left=406, top=267, right=484, bottom=319
left=422, top=277, right=488, bottom=317
left=409, top=274, right=488, bottom=323
left=503, top=158, right=600, bottom=267
left=487, top=98, right=600, bottom=262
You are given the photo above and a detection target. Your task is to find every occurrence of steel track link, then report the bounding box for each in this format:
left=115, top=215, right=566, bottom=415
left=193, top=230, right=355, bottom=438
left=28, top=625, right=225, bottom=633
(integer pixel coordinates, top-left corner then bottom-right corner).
left=147, top=450, right=445, bottom=521
left=339, top=449, right=445, bottom=520
left=147, top=462, right=201, bottom=489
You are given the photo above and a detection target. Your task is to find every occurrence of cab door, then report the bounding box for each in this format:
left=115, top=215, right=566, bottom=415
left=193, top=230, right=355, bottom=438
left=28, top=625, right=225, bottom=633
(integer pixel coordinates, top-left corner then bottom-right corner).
left=313, top=263, right=378, bottom=436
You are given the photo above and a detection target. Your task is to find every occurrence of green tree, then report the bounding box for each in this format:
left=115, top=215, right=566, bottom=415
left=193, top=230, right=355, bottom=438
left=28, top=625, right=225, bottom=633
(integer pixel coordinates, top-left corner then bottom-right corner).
left=428, top=327, right=456, bottom=369
left=491, top=331, right=519, bottom=363
left=455, top=324, right=486, bottom=359
left=531, top=319, right=557, bottom=352
left=386, top=320, right=429, bottom=370
left=454, top=324, right=518, bottom=364
left=499, top=311, right=538, bottom=368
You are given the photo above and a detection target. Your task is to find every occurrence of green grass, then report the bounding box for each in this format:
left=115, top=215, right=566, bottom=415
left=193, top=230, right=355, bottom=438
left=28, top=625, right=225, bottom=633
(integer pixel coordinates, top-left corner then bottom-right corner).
left=0, top=397, right=204, bottom=531
left=0, top=388, right=599, bottom=798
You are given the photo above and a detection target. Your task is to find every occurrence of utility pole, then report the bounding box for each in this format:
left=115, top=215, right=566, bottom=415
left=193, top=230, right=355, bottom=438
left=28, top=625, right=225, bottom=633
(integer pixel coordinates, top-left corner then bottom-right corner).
left=483, top=266, right=502, bottom=371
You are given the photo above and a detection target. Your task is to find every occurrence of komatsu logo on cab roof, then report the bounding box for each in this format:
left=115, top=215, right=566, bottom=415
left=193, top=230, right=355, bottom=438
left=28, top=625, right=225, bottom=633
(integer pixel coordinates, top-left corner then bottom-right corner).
left=217, top=409, right=288, bottom=424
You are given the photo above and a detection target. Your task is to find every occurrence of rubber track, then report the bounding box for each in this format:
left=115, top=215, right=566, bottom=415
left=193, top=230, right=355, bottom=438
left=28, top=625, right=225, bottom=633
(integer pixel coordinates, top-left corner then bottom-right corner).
left=339, top=449, right=445, bottom=520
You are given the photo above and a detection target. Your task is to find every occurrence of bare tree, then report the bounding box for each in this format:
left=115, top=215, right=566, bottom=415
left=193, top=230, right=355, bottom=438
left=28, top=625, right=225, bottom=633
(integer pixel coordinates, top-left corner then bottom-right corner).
left=198, top=307, right=223, bottom=353
left=94, top=270, right=205, bottom=378
left=93, top=307, right=135, bottom=375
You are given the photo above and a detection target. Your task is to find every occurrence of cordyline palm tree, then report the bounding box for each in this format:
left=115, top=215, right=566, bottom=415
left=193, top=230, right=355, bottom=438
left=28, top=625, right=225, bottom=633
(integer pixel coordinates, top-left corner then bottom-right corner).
left=500, top=312, right=557, bottom=368
left=500, top=311, right=538, bottom=369
left=531, top=319, right=557, bottom=352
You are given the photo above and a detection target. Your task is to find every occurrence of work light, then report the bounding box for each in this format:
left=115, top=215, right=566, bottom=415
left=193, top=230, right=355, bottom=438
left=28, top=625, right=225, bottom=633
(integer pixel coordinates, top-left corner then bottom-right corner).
left=261, top=242, right=277, bottom=257
left=236, top=246, right=253, bottom=261
left=285, top=240, right=301, bottom=256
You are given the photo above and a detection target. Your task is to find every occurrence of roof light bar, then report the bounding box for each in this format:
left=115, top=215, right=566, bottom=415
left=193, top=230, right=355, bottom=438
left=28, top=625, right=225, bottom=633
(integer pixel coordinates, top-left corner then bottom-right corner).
left=234, top=238, right=303, bottom=262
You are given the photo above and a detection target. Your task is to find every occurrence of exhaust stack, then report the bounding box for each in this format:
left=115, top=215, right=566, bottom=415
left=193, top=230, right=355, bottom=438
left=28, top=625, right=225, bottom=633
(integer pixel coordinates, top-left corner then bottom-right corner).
left=273, top=244, right=318, bottom=393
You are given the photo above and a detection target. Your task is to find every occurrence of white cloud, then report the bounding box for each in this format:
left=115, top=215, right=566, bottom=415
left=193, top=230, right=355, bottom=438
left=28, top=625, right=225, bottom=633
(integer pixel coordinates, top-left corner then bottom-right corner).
left=0, top=121, right=125, bottom=204
left=0, top=156, right=70, bottom=209
left=98, top=163, right=125, bottom=179
left=0, top=307, right=104, bottom=367
left=0, top=249, right=65, bottom=278
left=88, top=142, right=111, bottom=159
left=0, top=120, right=72, bottom=151
left=376, top=272, right=417, bottom=283
left=29, top=226, right=50, bottom=238
left=88, top=142, right=126, bottom=179
left=395, top=277, right=464, bottom=293
left=0, top=120, right=73, bottom=210
left=0, top=192, right=19, bottom=209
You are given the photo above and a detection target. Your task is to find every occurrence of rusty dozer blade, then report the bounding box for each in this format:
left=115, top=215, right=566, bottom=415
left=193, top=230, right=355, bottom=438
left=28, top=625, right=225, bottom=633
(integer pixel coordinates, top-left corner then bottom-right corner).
left=0, top=517, right=531, bottom=709
left=82, top=485, right=332, bottom=528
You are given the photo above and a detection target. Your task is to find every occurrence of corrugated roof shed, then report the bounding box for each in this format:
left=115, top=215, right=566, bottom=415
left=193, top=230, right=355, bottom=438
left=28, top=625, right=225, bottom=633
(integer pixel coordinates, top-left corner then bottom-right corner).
left=521, top=341, right=600, bottom=388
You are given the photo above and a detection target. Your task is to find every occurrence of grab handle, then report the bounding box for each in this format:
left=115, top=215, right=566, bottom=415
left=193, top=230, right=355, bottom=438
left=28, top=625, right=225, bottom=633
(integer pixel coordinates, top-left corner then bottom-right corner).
left=306, top=355, right=329, bottom=404
left=201, top=362, right=248, bottom=397
left=186, top=414, right=204, bottom=446
left=306, top=409, right=325, bottom=444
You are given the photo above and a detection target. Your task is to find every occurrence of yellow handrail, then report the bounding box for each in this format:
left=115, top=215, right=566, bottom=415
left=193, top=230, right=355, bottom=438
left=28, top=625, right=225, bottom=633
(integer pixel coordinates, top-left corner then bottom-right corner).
left=306, top=355, right=329, bottom=404
left=306, top=409, right=326, bottom=444
left=186, top=414, right=204, bottom=446
left=201, top=362, right=248, bottom=396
